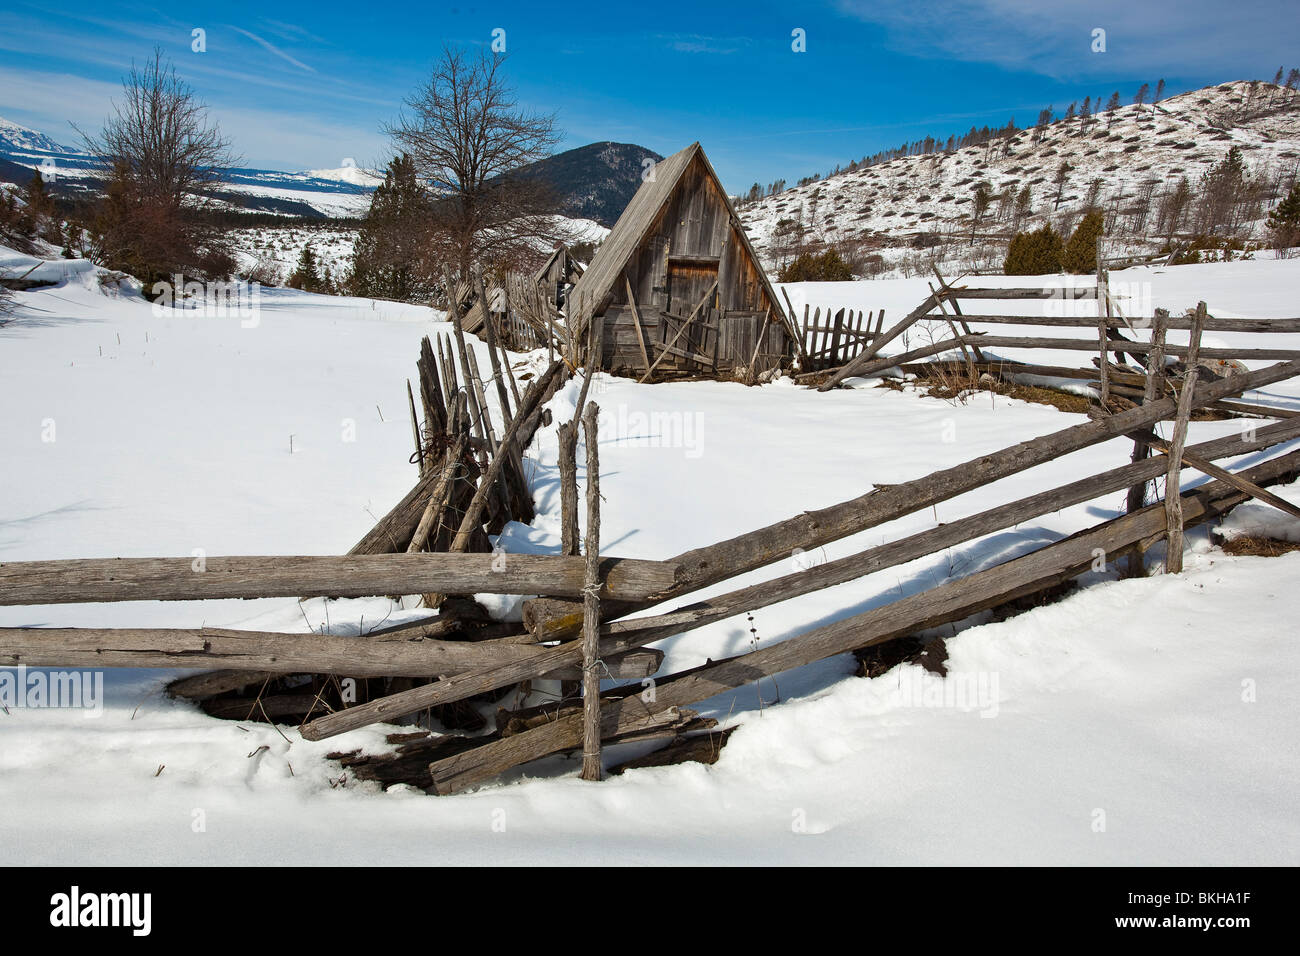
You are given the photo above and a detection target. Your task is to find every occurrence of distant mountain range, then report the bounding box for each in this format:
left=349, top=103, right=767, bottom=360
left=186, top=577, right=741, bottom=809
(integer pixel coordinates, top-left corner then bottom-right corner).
left=0, top=116, right=662, bottom=226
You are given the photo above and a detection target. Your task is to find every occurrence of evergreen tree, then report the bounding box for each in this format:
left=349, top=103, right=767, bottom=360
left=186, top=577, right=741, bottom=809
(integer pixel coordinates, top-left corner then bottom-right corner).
left=348, top=154, right=436, bottom=301
left=1267, top=183, right=1300, bottom=254
left=1004, top=224, right=1065, bottom=275
left=1155, top=79, right=1166, bottom=103
left=1134, top=83, right=1150, bottom=107
left=1197, top=146, right=1249, bottom=235
left=21, top=172, right=56, bottom=236
left=288, top=243, right=322, bottom=292
left=1063, top=209, right=1105, bottom=273
left=1012, top=184, right=1033, bottom=231
left=778, top=249, right=854, bottom=282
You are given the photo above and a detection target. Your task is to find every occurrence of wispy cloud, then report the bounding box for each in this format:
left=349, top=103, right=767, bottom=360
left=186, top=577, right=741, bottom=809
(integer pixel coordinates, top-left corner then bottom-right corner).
left=227, top=25, right=316, bottom=73
left=657, top=33, right=752, bottom=55
left=835, top=0, right=1300, bottom=78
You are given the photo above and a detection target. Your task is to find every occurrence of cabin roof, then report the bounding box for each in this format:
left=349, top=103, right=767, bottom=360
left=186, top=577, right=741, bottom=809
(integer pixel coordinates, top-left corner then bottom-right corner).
left=567, top=142, right=780, bottom=331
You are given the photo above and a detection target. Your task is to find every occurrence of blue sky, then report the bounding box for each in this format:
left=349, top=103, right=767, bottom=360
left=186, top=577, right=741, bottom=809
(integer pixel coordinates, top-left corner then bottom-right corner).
left=1, top=0, right=1297, bottom=192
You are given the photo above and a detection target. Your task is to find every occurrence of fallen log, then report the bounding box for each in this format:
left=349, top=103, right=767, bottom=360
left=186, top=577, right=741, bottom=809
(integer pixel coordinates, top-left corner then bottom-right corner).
left=0, top=626, right=562, bottom=676
left=0, top=552, right=684, bottom=606
left=426, top=448, right=1300, bottom=793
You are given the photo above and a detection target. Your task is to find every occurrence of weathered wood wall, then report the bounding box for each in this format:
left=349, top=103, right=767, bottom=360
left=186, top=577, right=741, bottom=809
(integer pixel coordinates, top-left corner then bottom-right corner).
left=595, top=151, right=785, bottom=375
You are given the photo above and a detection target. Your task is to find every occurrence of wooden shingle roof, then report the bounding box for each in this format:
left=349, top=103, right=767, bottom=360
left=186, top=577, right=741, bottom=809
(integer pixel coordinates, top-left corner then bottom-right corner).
left=566, top=141, right=779, bottom=333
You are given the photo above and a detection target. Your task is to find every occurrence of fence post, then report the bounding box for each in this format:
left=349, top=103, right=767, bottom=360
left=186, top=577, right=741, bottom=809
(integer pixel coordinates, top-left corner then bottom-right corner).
left=580, top=402, right=603, bottom=781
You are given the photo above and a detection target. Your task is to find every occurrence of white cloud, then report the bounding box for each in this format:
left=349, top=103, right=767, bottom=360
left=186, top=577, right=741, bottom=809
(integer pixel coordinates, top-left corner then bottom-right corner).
left=836, top=0, right=1300, bottom=78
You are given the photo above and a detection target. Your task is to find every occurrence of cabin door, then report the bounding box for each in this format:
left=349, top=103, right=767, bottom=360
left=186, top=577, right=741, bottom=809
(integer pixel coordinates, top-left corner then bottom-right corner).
left=666, top=256, right=719, bottom=317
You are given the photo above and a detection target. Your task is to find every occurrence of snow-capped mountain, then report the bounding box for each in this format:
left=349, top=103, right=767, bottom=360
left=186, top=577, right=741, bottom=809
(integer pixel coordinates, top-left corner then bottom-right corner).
left=0, top=116, right=78, bottom=156
left=0, top=115, right=378, bottom=218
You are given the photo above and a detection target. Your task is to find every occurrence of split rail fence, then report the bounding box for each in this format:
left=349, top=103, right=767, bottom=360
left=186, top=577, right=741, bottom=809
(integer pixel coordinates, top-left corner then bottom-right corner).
left=5, top=312, right=1300, bottom=789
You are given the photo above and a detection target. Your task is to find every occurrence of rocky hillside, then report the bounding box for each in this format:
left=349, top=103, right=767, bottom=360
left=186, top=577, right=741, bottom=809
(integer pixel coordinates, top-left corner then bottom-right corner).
left=738, top=81, right=1300, bottom=276
left=513, top=141, right=663, bottom=226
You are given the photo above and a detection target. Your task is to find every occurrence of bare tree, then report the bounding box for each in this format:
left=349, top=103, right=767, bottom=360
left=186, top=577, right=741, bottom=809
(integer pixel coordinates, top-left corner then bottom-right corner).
left=79, top=49, right=238, bottom=283
left=386, top=45, right=572, bottom=279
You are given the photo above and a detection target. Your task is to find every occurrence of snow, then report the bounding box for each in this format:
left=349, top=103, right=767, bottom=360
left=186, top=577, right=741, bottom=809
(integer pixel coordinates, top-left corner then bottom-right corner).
left=739, top=82, right=1300, bottom=276
left=303, top=166, right=385, bottom=188
left=1215, top=488, right=1300, bottom=542
left=2, top=248, right=1299, bottom=863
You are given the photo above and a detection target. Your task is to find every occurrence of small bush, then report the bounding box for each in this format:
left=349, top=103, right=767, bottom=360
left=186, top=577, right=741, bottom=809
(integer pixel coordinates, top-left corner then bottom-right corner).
left=778, top=249, right=855, bottom=282
left=1004, top=224, right=1065, bottom=274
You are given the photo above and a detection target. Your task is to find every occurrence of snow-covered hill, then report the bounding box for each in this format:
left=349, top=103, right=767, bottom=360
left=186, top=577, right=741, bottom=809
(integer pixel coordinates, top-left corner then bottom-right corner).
left=739, top=81, right=1300, bottom=276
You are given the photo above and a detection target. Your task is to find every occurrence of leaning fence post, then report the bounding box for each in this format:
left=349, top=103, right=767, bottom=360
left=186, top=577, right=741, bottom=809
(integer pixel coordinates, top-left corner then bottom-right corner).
left=1163, top=302, right=1206, bottom=574
left=1125, top=307, right=1169, bottom=576
left=580, top=401, right=603, bottom=781
left=1095, top=252, right=1111, bottom=408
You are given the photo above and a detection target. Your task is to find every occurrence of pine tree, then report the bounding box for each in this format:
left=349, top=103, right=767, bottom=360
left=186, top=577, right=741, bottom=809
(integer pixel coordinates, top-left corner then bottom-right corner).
left=1155, top=79, right=1166, bottom=103
left=1053, top=162, right=1071, bottom=209
left=1134, top=83, right=1150, bottom=108
left=1004, top=224, right=1065, bottom=275
left=1267, top=183, right=1300, bottom=254
left=21, top=172, right=55, bottom=237
left=971, top=182, right=992, bottom=243
left=1197, top=146, right=1249, bottom=235
left=348, top=154, right=435, bottom=301
left=1063, top=209, right=1105, bottom=273
left=345, top=152, right=436, bottom=299
left=1012, top=184, right=1033, bottom=231
left=288, top=243, right=322, bottom=292
left=1105, top=91, right=1121, bottom=128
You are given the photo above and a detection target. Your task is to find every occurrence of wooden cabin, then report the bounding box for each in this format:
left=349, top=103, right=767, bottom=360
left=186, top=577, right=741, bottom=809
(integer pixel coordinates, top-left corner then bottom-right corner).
left=568, top=142, right=792, bottom=379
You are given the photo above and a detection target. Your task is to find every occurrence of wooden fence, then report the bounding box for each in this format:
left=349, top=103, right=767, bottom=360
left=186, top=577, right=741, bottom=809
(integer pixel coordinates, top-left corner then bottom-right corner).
left=807, top=267, right=1300, bottom=402
left=6, top=332, right=1300, bottom=789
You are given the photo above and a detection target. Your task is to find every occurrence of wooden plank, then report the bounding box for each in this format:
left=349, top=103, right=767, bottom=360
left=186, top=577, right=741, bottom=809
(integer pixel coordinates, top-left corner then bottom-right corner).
left=778, top=287, right=810, bottom=370
left=939, top=286, right=1099, bottom=300
left=639, top=281, right=718, bottom=382
left=895, top=314, right=1300, bottom=333
left=0, top=552, right=683, bottom=605
left=624, top=277, right=652, bottom=375
left=1, top=625, right=565, bottom=677
left=943, top=336, right=1300, bottom=361
left=448, top=361, right=565, bottom=551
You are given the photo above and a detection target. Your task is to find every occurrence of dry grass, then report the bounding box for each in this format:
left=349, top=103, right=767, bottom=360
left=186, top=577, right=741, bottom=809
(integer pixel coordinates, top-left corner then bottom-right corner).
left=1218, top=534, right=1300, bottom=557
